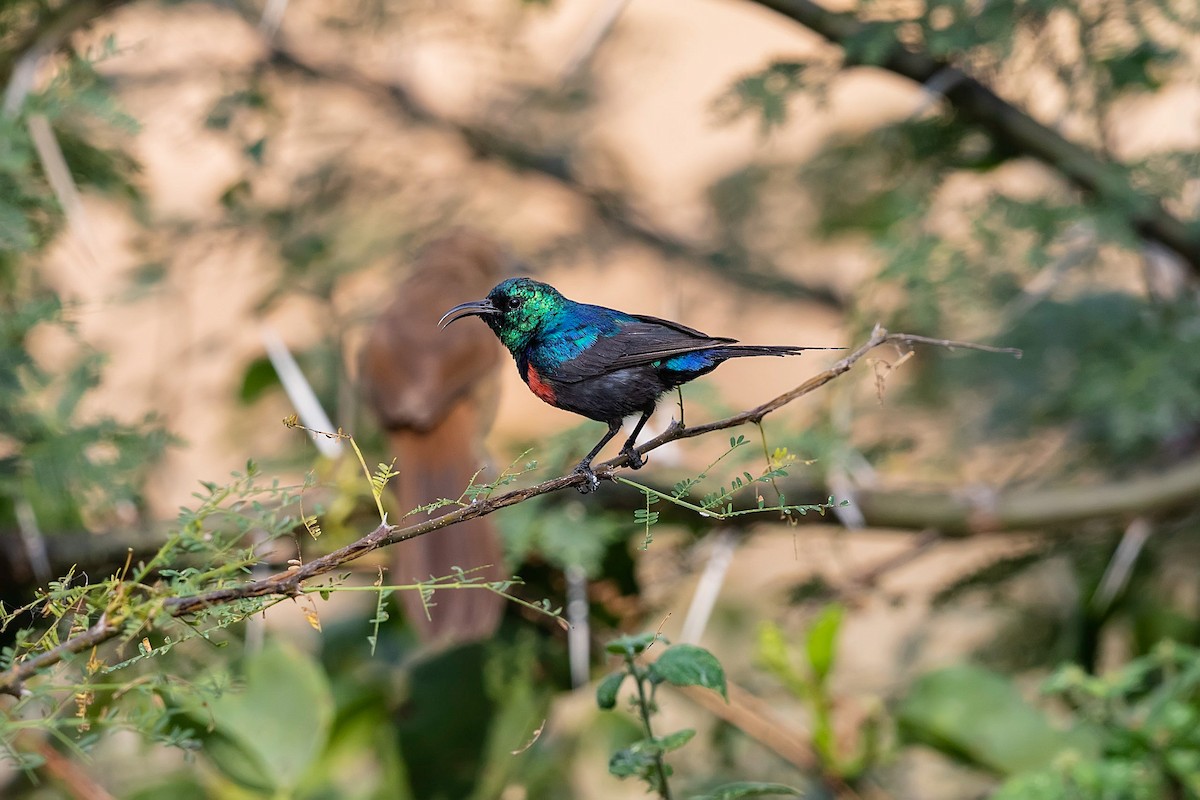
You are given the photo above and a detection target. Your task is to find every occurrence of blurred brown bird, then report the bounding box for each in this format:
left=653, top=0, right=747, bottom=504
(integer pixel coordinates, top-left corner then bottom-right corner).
left=358, top=230, right=509, bottom=644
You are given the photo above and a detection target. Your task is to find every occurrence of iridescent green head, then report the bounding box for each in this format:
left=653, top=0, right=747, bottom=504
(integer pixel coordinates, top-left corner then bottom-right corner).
left=438, top=277, right=565, bottom=352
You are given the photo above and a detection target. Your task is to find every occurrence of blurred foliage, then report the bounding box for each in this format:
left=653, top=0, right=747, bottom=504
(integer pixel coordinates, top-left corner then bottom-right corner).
left=173, top=641, right=336, bottom=796
left=758, top=608, right=883, bottom=784
left=712, top=61, right=815, bottom=135
left=957, top=293, right=1200, bottom=462
left=710, top=0, right=1200, bottom=474
left=0, top=292, right=169, bottom=533
left=0, top=40, right=165, bottom=567
left=899, top=664, right=1100, bottom=774
left=901, top=642, right=1200, bottom=797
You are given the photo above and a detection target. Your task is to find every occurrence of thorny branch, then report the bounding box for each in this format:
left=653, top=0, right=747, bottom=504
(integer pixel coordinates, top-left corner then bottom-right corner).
left=0, top=326, right=995, bottom=696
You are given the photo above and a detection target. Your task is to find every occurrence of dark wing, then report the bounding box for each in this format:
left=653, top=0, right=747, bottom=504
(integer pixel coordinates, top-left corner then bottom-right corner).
left=552, top=313, right=736, bottom=383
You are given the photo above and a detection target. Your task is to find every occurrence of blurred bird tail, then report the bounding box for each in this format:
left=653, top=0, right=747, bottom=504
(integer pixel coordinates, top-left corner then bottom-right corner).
left=388, top=400, right=506, bottom=645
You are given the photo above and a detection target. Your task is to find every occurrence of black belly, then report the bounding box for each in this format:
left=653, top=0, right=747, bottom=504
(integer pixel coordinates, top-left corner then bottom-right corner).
left=548, top=366, right=672, bottom=423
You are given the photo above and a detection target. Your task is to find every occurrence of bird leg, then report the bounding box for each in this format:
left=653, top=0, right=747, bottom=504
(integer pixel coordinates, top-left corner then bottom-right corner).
left=573, top=420, right=622, bottom=494
left=618, top=406, right=655, bottom=469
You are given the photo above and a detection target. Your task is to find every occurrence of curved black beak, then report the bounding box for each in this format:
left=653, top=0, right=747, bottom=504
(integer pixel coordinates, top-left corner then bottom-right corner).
left=438, top=299, right=499, bottom=329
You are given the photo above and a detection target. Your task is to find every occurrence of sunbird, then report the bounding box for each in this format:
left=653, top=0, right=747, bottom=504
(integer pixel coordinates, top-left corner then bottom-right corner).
left=440, top=277, right=832, bottom=492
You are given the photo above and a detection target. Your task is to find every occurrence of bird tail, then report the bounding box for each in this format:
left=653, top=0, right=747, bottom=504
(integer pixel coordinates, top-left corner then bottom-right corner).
left=388, top=400, right=505, bottom=645
left=715, top=344, right=840, bottom=359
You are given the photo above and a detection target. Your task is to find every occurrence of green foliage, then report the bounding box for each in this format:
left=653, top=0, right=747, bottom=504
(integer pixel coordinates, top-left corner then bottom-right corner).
left=994, top=641, right=1200, bottom=798
left=712, top=61, right=811, bottom=134
left=758, top=609, right=881, bottom=782
left=500, top=491, right=630, bottom=576
left=795, top=114, right=1200, bottom=465
left=0, top=292, right=170, bottom=531
left=708, top=0, right=1200, bottom=478
left=0, top=38, right=162, bottom=535
left=597, top=632, right=800, bottom=799
left=651, top=644, right=728, bottom=700
left=1, top=0, right=1195, bottom=795
left=955, top=294, right=1200, bottom=462
left=175, top=641, right=335, bottom=795
left=600, top=634, right=711, bottom=796
left=0, top=42, right=139, bottom=271
left=597, top=670, right=627, bottom=710
left=898, top=664, right=1099, bottom=775
left=902, top=643, right=1200, bottom=797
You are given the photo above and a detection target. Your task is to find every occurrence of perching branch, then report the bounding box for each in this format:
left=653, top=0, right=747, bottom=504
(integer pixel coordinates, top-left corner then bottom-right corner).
left=748, top=0, right=1200, bottom=276
left=0, top=325, right=979, bottom=695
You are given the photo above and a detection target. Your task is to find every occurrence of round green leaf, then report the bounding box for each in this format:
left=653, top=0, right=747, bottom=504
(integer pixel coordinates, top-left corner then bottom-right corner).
left=650, top=644, right=727, bottom=700
left=201, top=640, right=335, bottom=793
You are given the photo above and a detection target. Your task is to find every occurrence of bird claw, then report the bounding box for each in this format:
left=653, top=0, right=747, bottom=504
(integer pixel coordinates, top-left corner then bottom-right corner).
left=622, top=447, right=646, bottom=470
left=572, top=463, right=601, bottom=494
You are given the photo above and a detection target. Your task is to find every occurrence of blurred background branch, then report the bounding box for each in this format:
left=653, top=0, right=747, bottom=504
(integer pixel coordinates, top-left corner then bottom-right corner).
left=750, top=0, right=1200, bottom=274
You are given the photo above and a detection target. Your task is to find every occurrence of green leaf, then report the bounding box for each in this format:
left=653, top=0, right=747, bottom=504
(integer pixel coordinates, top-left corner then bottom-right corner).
left=657, top=728, right=696, bottom=752
left=596, top=670, right=626, bottom=710
left=712, top=63, right=808, bottom=135
left=606, top=632, right=659, bottom=657
left=650, top=644, right=727, bottom=700
left=691, top=781, right=803, bottom=799
left=805, top=604, right=843, bottom=685
left=609, top=743, right=661, bottom=779
left=238, top=356, right=281, bottom=403
left=1100, top=41, right=1177, bottom=91
left=0, top=199, right=34, bottom=250
left=757, top=622, right=806, bottom=698
left=196, top=640, right=335, bottom=792
left=897, top=665, right=1098, bottom=776
left=245, top=137, right=266, bottom=164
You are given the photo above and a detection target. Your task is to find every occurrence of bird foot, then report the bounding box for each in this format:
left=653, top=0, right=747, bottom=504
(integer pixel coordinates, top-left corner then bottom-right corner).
left=572, top=462, right=601, bottom=494
left=622, top=447, right=646, bottom=469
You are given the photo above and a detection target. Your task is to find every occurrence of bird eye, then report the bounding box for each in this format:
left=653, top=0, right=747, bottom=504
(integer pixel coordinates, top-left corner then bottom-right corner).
left=506, top=296, right=521, bottom=311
